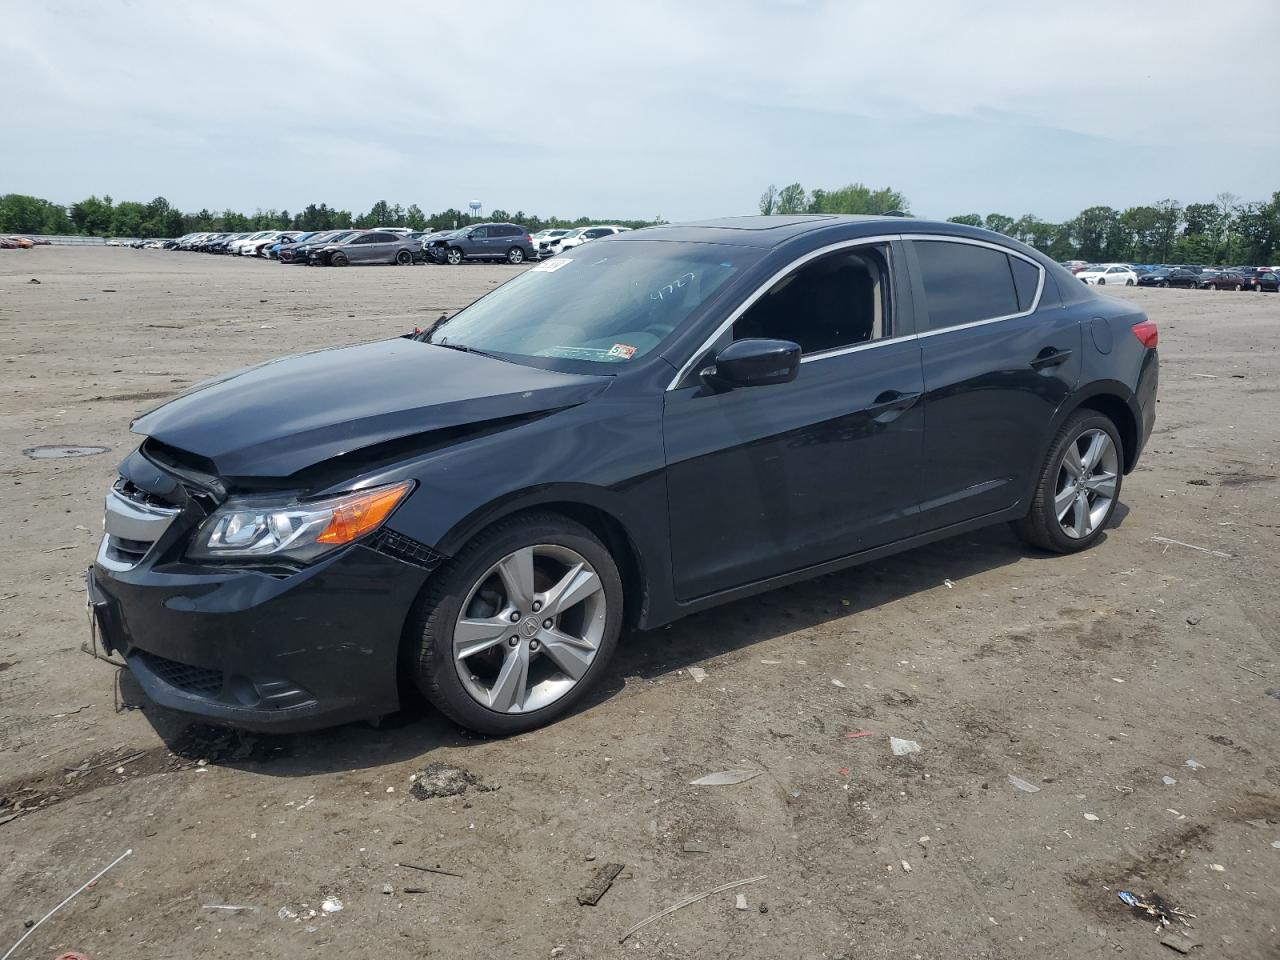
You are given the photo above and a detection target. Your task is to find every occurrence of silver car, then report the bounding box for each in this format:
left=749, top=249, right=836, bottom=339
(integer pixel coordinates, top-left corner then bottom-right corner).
left=311, top=230, right=420, bottom=266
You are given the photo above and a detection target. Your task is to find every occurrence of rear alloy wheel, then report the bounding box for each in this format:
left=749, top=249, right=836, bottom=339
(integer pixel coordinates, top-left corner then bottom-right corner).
left=407, top=513, right=623, bottom=735
left=395, top=249, right=412, bottom=265
left=506, top=246, right=526, bottom=265
left=446, top=247, right=464, bottom=265
left=1014, top=411, right=1123, bottom=554
left=330, top=252, right=349, bottom=267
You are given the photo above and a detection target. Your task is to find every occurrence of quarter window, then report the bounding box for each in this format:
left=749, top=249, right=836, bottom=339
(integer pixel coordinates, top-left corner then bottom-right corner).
left=732, top=246, right=890, bottom=354
left=913, top=240, right=1030, bottom=330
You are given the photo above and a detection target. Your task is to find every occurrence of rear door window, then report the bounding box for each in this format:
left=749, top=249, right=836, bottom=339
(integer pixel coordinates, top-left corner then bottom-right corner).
left=1010, top=256, right=1041, bottom=310
left=912, top=240, right=1025, bottom=331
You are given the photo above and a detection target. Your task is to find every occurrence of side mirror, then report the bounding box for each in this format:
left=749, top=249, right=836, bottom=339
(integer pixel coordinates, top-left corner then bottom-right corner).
left=700, top=338, right=801, bottom=391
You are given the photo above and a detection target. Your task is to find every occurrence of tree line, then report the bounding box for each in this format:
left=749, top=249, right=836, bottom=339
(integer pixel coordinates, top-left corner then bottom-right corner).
left=758, top=181, right=1280, bottom=265
left=0, top=192, right=660, bottom=240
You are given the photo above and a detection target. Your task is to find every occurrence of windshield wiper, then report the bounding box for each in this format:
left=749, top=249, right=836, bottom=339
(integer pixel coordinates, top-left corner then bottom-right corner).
left=430, top=340, right=505, bottom=362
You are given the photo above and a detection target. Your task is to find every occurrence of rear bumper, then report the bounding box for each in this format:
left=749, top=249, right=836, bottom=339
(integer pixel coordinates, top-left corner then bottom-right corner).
left=86, top=542, right=433, bottom=732
left=1132, top=349, right=1158, bottom=468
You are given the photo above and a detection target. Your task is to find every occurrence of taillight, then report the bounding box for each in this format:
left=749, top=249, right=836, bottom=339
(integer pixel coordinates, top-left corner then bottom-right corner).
left=1131, top=320, right=1158, bottom=348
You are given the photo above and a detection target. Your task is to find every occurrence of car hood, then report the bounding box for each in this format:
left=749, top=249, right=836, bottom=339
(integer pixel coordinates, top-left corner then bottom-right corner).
left=131, top=338, right=610, bottom=478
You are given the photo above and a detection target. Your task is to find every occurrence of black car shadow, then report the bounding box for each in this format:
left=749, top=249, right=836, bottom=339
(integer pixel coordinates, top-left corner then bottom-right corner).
left=122, top=516, right=1119, bottom=775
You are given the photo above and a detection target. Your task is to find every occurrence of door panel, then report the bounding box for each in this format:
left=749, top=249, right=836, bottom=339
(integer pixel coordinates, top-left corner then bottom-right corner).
left=663, top=339, right=925, bottom=600
left=916, top=310, right=1081, bottom=528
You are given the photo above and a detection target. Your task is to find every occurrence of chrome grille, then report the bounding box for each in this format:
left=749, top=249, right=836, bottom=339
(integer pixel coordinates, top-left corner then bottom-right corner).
left=98, top=481, right=181, bottom=571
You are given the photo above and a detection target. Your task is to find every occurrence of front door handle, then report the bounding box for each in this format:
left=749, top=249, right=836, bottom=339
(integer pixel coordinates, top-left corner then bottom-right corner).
left=1030, top=347, right=1073, bottom=370
left=868, top=390, right=921, bottom=422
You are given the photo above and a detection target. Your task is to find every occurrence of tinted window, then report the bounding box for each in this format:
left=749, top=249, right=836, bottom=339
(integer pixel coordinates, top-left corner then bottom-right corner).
left=366, top=233, right=395, bottom=243
left=501, top=225, right=521, bottom=237
left=470, top=226, right=489, bottom=239
left=733, top=246, right=890, bottom=355
left=1010, top=256, right=1041, bottom=311
left=914, top=240, right=1021, bottom=330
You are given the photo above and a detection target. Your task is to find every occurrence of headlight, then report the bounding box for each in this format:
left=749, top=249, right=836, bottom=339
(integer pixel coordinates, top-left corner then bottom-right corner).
left=188, top=481, right=413, bottom=563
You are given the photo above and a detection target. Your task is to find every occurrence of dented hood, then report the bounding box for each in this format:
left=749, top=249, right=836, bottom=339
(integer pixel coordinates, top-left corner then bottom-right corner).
left=131, top=338, right=609, bottom=477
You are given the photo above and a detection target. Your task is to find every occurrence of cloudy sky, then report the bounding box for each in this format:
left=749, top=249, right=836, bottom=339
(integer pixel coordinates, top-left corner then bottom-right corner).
left=3, top=1, right=1276, bottom=222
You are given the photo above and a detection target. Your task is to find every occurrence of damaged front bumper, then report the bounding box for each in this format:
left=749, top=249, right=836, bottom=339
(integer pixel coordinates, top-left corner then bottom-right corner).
left=86, top=539, right=435, bottom=733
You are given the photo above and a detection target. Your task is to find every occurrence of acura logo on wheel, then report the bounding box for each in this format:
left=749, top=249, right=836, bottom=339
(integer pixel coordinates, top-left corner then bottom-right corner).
left=521, top=617, right=540, bottom=638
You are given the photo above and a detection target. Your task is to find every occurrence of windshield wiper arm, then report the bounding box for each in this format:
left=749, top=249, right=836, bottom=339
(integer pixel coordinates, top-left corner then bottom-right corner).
left=430, top=341, right=504, bottom=361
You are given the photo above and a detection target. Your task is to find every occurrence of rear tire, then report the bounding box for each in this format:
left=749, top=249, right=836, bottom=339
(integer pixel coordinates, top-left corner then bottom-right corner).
left=506, top=246, right=525, bottom=265
left=395, top=249, right=412, bottom=265
left=1014, top=410, right=1123, bottom=554
left=406, top=512, right=624, bottom=735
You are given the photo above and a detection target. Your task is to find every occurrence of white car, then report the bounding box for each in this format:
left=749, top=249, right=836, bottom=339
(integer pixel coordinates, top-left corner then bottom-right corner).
left=549, top=225, right=630, bottom=256
left=1076, top=263, right=1137, bottom=287
left=228, top=231, right=280, bottom=255
left=531, top=228, right=572, bottom=258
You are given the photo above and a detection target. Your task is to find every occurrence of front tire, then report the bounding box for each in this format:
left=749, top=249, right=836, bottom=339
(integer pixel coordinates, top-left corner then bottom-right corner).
left=446, top=247, right=464, bottom=265
left=1097, top=277, right=1106, bottom=285
left=406, top=513, right=624, bottom=735
left=1014, top=410, right=1123, bottom=554
left=1125, top=278, right=1134, bottom=286
left=330, top=252, right=349, bottom=267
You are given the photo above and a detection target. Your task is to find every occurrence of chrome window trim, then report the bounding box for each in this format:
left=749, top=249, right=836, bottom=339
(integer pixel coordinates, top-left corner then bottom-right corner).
left=908, top=234, right=1045, bottom=338
left=665, top=234, right=903, bottom=390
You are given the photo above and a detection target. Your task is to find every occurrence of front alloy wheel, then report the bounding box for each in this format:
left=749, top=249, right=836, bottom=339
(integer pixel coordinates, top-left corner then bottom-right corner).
left=446, top=247, right=464, bottom=265
left=1014, top=411, right=1123, bottom=553
left=454, top=545, right=605, bottom=714
left=407, top=512, right=623, bottom=734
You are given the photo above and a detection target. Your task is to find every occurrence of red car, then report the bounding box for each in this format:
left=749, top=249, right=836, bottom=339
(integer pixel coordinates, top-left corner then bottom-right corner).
left=1201, top=269, right=1249, bottom=290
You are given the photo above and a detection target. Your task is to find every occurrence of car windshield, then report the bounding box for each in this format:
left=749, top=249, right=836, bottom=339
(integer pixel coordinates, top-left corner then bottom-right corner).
left=424, top=241, right=758, bottom=369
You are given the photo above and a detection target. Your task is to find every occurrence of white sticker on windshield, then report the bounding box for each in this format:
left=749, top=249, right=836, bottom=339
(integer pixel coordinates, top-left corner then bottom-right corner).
left=531, top=257, right=572, bottom=273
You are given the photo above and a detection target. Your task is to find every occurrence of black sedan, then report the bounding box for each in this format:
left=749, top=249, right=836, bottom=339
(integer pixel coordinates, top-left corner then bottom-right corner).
left=86, top=216, right=1159, bottom=735
left=1137, top=268, right=1200, bottom=288
left=278, top=230, right=355, bottom=264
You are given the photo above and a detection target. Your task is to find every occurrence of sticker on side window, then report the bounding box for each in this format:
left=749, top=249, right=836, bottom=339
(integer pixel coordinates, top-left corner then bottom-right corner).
left=531, top=258, right=572, bottom=273
left=608, top=343, right=637, bottom=360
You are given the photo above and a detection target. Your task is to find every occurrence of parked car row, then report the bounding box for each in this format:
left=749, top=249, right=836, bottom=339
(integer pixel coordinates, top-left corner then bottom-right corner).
left=1, top=235, right=51, bottom=249
left=115, top=221, right=634, bottom=266
left=1061, top=260, right=1280, bottom=292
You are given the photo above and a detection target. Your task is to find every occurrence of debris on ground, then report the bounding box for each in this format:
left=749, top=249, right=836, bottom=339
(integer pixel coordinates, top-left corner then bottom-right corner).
left=1160, top=933, right=1196, bottom=954
left=735, top=893, right=749, bottom=910
left=1117, top=890, right=1195, bottom=931
left=687, top=666, right=708, bottom=683
left=577, top=862, right=624, bottom=906
left=900, top=860, right=912, bottom=873
left=1007, top=774, right=1040, bottom=793
left=1, top=848, right=131, bottom=960
left=1185, top=612, right=1203, bottom=625
left=202, top=904, right=257, bottom=912
left=1151, top=536, right=1232, bottom=559
left=1162, top=776, right=1177, bottom=785
left=1265, top=688, right=1280, bottom=701
left=27, top=278, right=40, bottom=284
left=409, top=763, right=495, bottom=800
left=830, top=678, right=847, bottom=688
left=277, top=906, right=298, bottom=920
left=398, top=861, right=463, bottom=878
left=320, top=897, right=343, bottom=914
left=689, top=769, right=761, bottom=786
left=403, top=887, right=427, bottom=894
left=1185, top=759, right=1205, bottom=770
left=889, top=737, right=920, bottom=756
left=381, top=884, right=393, bottom=895
left=1083, top=813, right=1100, bottom=821
left=618, top=874, right=766, bottom=943
left=845, top=730, right=873, bottom=739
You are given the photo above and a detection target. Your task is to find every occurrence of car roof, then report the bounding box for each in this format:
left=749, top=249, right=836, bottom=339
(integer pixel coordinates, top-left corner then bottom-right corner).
left=612, top=214, right=1022, bottom=250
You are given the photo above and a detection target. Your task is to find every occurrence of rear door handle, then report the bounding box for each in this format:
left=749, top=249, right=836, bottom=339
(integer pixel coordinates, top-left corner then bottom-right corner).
left=1030, top=348, right=1073, bottom=370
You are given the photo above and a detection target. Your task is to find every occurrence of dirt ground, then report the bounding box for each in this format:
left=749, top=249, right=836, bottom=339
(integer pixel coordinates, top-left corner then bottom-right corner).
left=1, top=247, right=1277, bottom=959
